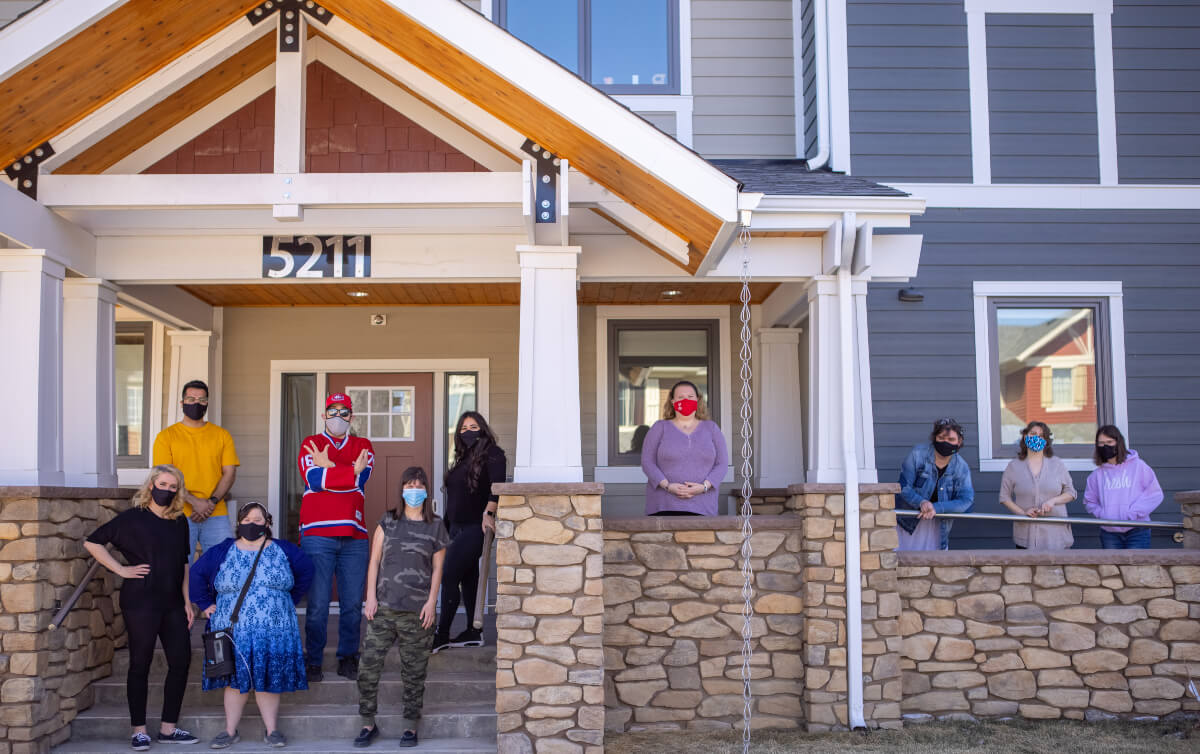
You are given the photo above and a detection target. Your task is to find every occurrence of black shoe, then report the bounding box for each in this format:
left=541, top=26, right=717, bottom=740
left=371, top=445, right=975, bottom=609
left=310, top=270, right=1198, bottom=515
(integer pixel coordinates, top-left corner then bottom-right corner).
left=430, top=632, right=451, bottom=654
left=450, top=628, right=483, bottom=648
left=132, top=732, right=152, bottom=751
left=353, top=726, right=380, bottom=748
left=337, top=655, right=359, bottom=680
left=306, top=664, right=324, bottom=683
left=158, top=728, right=199, bottom=744
left=398, top=730, right=418, bottom=748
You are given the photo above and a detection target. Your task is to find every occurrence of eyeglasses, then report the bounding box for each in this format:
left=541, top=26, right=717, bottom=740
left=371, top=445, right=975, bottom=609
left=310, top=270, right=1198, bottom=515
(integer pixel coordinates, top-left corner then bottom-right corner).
left=326, top=408, right=352, bottom=418
left=182, top=398, right=209, bottom=405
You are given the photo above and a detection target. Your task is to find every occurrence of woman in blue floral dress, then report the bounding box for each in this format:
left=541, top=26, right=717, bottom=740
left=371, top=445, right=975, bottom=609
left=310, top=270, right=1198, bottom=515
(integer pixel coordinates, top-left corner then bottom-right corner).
left=191, top=502, right=314, bottom=748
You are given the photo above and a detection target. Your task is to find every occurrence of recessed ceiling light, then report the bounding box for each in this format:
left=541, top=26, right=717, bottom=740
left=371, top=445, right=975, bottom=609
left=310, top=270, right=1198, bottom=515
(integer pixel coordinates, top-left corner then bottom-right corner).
left=347, top=290, right=369, bottom=298
left=661, top=289, right=683, bottom=297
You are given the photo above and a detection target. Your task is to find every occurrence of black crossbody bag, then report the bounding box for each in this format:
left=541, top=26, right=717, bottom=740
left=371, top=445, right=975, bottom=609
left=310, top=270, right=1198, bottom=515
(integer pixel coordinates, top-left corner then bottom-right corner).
left=202, top=539, right=266, bottom=682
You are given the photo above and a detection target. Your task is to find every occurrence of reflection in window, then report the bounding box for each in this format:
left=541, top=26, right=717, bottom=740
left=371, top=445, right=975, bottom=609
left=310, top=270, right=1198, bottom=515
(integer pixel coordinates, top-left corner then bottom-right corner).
left=115, top=323, right=151, bottom=466
left=995, top=306, right=1100, bottom=448
left=348, top=387, right=415, bottom=441
left=446, top=373, right=478, bottom=467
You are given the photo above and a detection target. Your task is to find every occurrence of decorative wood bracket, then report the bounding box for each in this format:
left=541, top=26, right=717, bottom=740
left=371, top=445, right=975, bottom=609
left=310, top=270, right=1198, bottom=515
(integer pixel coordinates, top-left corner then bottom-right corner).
left=4, top=142, right=55, bottom=199
left=521, top=139, right=560, bottom=224
left=246, top=0, right=332, bottom=52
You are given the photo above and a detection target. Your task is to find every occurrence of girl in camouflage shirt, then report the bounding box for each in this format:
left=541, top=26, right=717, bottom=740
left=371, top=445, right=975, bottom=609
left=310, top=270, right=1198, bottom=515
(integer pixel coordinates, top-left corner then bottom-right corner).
left=355, top=466, right=449, bottom=748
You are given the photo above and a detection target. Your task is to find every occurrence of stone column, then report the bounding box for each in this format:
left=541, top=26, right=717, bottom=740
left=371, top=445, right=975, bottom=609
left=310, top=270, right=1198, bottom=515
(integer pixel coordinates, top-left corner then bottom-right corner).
left=165, top=330, right=213, bottom=426
left=62, top=280, right=120, bottom=488
left=0, top=251, right=65, bottom=486
left=788, top=483, right=902, bottom=731
left=754, top=328, right=804, bottom=489
left=513, top=246, right=583, bottom=483
left=1178, top=491, right=1200, bottom=549
left=493, top=483, right=605, bottom=754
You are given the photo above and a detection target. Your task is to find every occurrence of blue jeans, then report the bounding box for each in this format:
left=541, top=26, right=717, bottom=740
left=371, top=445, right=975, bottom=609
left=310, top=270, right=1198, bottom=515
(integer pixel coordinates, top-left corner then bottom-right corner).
left=188, top=511, right=234, bottom=563
left=1098, top=528, right=1151, bottom=549
left=300, top=535, right=368, bottom=664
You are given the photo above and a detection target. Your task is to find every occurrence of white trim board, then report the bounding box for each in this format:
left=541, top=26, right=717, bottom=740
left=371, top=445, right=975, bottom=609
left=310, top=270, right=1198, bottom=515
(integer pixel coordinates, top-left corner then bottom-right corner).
left=888, top=184, right=1200, bottom=209
left=0, top=0, right=129, bottom=81
left=972, top=281, right=1127, bottom=474
left=266, top=358, right=490, bottom=527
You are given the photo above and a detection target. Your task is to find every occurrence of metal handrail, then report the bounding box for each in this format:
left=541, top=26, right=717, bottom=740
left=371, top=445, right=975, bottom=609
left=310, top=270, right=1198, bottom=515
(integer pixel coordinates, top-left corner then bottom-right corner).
left=47, top=560, right=102, bottom=630
left=894, top=509, right=1183, bottom=530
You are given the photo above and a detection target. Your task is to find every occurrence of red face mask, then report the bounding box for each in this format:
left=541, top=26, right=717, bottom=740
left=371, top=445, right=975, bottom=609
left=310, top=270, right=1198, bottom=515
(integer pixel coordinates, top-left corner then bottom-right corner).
left=673, top=398, right=699, bottom=417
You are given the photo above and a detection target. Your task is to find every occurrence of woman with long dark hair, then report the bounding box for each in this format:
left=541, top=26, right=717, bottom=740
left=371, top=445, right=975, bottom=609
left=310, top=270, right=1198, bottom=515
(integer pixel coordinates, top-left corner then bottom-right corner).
left=998, top=421, right=1076, bottom=550
left=1084, top=425, right=1163, bottom=549
left=432, top=411, right=506, bottom=653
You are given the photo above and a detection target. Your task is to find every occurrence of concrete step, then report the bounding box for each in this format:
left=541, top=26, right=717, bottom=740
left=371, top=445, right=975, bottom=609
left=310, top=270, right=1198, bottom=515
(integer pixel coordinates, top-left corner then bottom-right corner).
left=66, top=703, right=496, bottom=742
left=54, top=735, right=496, bottom=753
left=93, top=670, right=494, bottom=708
left=111, top=644, right=496, bottom=677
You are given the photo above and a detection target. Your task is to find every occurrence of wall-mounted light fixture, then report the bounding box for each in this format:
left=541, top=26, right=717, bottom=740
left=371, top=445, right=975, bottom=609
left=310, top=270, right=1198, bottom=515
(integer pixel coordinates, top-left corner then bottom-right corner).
left=898, top=288, right=924, bottom=303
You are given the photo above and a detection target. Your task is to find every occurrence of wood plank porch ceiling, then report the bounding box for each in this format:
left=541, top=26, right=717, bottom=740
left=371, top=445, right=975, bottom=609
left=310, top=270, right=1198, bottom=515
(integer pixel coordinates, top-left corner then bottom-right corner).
left=177, top=282, right=781, bottom=307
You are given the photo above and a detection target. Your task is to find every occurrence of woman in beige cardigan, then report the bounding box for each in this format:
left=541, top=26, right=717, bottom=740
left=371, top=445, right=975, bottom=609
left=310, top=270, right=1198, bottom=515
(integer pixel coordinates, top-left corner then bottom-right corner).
left=999, top=421, right=1077, bottom=549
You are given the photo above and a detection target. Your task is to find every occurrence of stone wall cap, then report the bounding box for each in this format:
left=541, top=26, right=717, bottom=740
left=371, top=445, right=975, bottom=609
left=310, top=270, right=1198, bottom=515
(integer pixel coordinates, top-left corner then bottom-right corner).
left=899, top=548, right=1200, bottom=567
left=787, top=482, right=901, bottom=494
left=1176, top=490, right=1200, bottom=504
left=0, top=485, right=135, bottom=500
left=492, top=482, right=605, bottom=495
left=746, top=488, right=791, bottom=497
left=605, top=514, right=802, bottom=532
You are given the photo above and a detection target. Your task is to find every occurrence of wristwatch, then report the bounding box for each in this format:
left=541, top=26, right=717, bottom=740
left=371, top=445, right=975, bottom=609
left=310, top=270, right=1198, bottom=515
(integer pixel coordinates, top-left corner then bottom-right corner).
left=703, top=480, right=712, bottom=492
left=208, top=496, right=220, bottom=505
left=485, top=510, right=496, bottom=517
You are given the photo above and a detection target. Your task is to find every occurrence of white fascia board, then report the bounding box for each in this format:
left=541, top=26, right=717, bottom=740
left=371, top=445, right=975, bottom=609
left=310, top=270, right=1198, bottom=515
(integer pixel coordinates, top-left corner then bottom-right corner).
left=964, top=0, right=1112, bottom=13
left=379, top=0, right=739, bottom=222
left=42, top=17, right=271, bottom=171
left=0, top=0, right=129, bottom=81
left=755, top=194, right=926, bottom=217
left=0, top=183, right=96, bottom=275
left=312, top=37, right=517, bottom=172
left=589, top=201, right=690, bottom=264
left=889, top=183, right=1200, bottom=210
left=38, top=171, right=524, bottom=208
left=703, top=236, right=823, bottom=278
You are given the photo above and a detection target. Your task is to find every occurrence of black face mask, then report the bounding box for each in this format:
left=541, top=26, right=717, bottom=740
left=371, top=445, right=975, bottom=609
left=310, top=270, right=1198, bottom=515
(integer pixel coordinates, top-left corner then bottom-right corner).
left=933, top=440, right=961, bottom=457
left=1097, top=444, right=1119, bottom=461
left=237, top=522, right=269, bottom=541
left=150, top=487, right=176, bottom=507
left=182, top=402, right=208, bottom=421
left=460, top=430, right=481, bottom=448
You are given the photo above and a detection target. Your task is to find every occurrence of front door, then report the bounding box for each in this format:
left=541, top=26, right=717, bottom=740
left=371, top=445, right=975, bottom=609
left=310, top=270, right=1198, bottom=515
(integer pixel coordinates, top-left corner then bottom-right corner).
left=328, top=372, right=435, bottom=534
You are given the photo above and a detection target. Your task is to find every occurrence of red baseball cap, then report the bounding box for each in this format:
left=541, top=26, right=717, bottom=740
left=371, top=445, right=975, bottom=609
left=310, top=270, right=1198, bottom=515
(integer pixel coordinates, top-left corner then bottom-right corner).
left=325, top=393, right=352, bottom=410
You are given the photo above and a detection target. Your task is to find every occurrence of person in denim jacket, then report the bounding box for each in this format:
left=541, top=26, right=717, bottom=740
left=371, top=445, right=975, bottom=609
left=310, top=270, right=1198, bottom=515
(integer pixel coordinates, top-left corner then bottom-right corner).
left=897, top=418, right=975, bottom=550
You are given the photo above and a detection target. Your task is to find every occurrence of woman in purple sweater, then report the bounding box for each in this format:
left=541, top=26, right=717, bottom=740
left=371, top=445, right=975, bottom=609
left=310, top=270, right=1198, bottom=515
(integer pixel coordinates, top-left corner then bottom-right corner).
left=1084, top=424, right=1163, bottom=549
left=641, top=381, right=728, bottom=516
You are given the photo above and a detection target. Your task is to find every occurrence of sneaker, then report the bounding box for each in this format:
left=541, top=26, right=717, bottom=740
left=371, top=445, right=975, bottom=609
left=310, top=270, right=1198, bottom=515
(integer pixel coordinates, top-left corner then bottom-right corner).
left=337, top=655, right=359, bottom=680
left=264, top=730, right=287, bottom=748
left=209, top=730, right=239, bottom=749
left=353, top=725, right=380, bottom=748
left=431, top=632, right=451, bottom=654
left=158, top=728, right=199, bottom=744
left=450, top=628, right=483, bottom=648
left=306, top=664, right=324, bottom=683
left=132, top=732, right=152, bottom=751
left=398, top=730, right=418, bottom=748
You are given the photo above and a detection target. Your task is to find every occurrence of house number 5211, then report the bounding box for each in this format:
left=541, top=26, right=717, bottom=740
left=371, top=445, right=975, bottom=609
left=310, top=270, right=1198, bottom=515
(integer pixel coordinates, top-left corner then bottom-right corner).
left=261, top=235, right=372, bottom=279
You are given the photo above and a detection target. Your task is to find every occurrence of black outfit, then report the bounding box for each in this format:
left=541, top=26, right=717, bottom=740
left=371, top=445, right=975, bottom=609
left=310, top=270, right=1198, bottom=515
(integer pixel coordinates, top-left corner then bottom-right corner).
left=87, top=507, right=191, bottom=728
left=438, top=445, right=506, bottom=637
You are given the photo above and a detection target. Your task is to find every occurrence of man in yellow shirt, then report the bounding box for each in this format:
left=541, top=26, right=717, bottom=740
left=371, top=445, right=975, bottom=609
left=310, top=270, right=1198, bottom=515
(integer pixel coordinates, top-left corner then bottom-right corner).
left=152, top=380, right=240, bottom=562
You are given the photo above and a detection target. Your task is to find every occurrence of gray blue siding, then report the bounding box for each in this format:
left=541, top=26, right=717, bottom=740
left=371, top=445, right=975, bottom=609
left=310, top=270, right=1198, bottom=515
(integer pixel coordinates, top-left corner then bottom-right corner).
left=986, top=13, right=1099, bottom=183
left=1113, top=1, right=1200, bottom=183
left=847, top=0, right=973, bottom=183
left=868, top=209, right=1200, bottom=549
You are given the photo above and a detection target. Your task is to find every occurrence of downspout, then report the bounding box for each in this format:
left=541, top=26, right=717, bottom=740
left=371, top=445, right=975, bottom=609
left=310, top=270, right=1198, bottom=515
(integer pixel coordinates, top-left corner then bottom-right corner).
left=806, top=0, right=831, bottom=169
left=837, top=213, right=866, bottom=730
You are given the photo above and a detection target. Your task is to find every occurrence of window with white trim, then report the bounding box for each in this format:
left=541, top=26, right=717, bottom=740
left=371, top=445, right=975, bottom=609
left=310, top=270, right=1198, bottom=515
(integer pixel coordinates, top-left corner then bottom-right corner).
left=973, top=282, right=1127, bottom=471
left=347, top=386, right=415, bottom=441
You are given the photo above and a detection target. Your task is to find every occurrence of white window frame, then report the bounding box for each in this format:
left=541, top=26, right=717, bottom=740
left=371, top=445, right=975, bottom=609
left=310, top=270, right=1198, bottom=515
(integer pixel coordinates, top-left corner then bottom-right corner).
left=972, top=281, right=1127, bottom=472
left=115, top=317, right=166, bottom=487
left=964, top=0, right=1117, bottom=185
left=594, top=305, right=733, bottom=483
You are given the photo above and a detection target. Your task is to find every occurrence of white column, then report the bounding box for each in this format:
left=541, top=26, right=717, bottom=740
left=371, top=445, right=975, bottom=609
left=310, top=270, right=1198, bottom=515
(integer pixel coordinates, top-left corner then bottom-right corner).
left=805, top=277, right=878, bottom=484
left=754, top=328, right=805, bottom=489
left=62, top=279, right=120, bottom=487
left=0, top=250, right=65, bottom=485
left=514, top=245, right=583, bottom=483
left=166, top=330, right=214, bottom=426
left=274, top=14, right=307, bottom=174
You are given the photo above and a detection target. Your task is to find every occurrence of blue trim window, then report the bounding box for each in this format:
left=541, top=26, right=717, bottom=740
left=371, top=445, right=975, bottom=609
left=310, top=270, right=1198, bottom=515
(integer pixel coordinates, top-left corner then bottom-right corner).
left=499, top=0, right=680, bottom=94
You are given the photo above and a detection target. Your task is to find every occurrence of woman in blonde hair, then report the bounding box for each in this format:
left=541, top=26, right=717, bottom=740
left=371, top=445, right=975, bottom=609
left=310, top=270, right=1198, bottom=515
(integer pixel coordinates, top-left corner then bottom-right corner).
left=84, top=465, right=198, bottom=750
left=640, top=380, right=728, bottom=516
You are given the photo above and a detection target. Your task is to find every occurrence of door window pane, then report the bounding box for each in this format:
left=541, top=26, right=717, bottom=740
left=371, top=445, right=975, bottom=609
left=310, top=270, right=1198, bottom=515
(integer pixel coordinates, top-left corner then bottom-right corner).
left=995, top=306, right=1100, bottom=448
left=590, top=0, right=670, bottom=88
left=348, top=386, right=416, bottom=441
left=115, top=323, right=151, bottom=466
left=505, top=0, right=579, bottom=73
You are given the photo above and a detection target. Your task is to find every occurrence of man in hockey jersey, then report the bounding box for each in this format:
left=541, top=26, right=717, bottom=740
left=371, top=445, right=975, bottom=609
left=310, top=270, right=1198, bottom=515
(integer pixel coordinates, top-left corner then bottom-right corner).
left=298, top=393, right=374, bottom=682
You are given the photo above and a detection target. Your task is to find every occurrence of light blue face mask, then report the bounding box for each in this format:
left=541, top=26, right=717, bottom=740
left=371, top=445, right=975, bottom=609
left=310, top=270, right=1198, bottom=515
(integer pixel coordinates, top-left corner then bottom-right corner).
left=1024, top=434, right=1047, bottom=453
left=402, top=488, right=427, bottom=508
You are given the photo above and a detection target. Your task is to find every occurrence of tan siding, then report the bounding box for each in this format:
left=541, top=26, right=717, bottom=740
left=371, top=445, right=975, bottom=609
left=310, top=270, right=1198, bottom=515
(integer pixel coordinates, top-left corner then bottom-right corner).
left=635, top=111, right=677, bottom=139
left=691, top=0, right=797, bottom=158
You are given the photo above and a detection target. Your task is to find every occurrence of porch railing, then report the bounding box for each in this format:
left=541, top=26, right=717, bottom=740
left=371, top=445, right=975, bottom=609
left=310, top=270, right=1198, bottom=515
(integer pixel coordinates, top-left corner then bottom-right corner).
left=894, top=508, right=1184, bottom=530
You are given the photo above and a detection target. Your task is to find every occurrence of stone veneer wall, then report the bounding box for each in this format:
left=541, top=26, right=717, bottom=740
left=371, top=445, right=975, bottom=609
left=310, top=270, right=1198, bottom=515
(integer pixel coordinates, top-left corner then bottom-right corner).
left=602, top=515, right=804, bottom=732
left=0, top=488, right=131, bottom=754
left=1180, top=491, right=1200, bottom=548
left=898, top=550, right=1200, bottom=722
left=493, top=483, right=606, bottom=754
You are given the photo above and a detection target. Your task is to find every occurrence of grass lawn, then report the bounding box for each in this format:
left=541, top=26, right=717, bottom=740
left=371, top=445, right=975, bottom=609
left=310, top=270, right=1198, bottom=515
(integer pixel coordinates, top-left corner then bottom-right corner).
left=606, top=718, right=1199, bottom=753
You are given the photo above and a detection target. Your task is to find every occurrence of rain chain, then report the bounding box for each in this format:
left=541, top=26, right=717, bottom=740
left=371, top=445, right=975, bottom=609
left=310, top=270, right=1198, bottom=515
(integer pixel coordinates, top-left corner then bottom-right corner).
left=737, top=223, right=756, bottom=752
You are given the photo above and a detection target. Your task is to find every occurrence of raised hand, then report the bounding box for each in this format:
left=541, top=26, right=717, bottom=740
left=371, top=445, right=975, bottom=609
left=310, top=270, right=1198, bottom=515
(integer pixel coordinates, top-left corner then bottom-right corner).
left=353, top=449, right=370, bottom=476
left=305, top=440, right=334, bottom=469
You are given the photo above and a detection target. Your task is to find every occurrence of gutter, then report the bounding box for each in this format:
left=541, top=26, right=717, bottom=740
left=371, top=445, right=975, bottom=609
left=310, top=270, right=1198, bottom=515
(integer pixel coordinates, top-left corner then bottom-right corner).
left=806, top=0, right=831, bottom=169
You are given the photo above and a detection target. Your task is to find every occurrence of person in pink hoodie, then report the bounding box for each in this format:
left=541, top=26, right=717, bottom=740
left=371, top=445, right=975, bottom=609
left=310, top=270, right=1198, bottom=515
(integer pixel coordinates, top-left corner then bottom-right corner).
left=1083, top=425, right=1163, bottom=549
